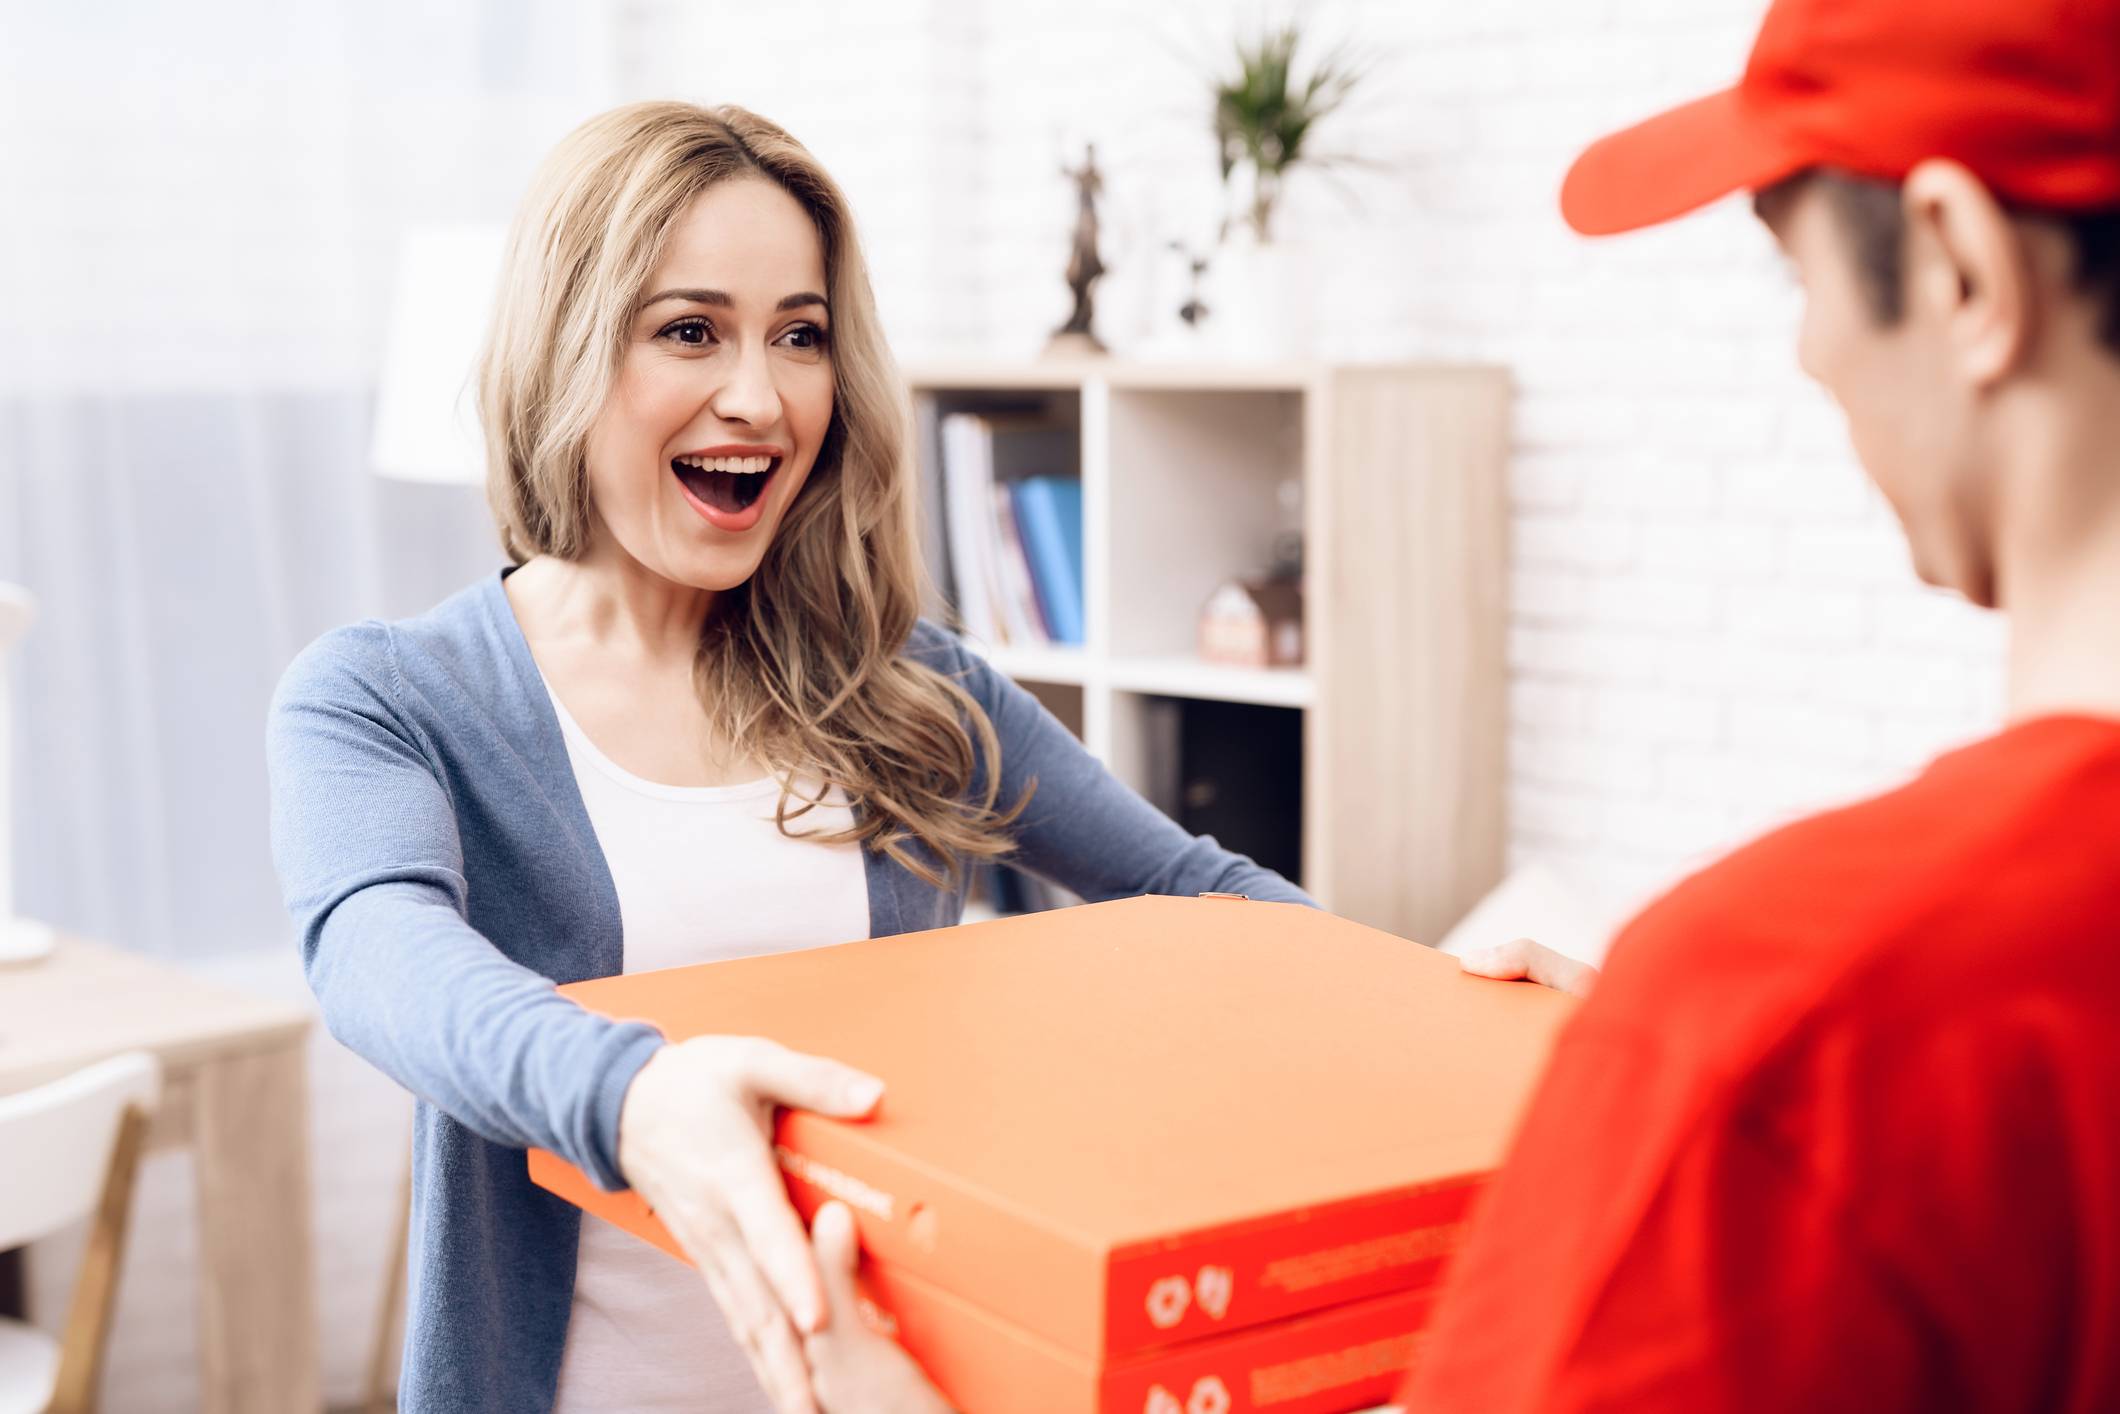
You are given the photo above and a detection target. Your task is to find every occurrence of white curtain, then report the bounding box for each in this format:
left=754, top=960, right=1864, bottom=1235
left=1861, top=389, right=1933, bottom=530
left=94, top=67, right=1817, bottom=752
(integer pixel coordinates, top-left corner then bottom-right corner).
left=0, top=0, right=614, bottom=961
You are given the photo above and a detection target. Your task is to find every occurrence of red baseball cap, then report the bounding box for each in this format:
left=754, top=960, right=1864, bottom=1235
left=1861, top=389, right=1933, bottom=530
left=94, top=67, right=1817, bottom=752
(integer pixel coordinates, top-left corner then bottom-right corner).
left=1561, top=0, right=2120, bottom=235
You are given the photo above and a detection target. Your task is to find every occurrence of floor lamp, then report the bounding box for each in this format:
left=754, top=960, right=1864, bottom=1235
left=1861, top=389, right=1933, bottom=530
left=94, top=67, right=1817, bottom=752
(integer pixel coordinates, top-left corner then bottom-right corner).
left=370, top=224, right=508, bottom=487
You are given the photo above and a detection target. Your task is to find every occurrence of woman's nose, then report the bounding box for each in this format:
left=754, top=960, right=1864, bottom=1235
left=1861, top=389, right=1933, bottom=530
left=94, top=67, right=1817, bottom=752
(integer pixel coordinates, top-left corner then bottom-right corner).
left=709, top=342, right=783, bottom=430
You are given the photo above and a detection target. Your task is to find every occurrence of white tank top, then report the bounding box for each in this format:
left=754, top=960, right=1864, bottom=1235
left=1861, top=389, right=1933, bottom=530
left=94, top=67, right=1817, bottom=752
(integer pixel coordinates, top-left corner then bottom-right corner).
left=541, top=680, right=871, bottom=1413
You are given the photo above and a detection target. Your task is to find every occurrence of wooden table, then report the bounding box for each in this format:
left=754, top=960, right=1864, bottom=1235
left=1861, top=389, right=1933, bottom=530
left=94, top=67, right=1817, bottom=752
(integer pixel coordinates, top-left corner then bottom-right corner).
left=0, top=935, right=321, bottom=1413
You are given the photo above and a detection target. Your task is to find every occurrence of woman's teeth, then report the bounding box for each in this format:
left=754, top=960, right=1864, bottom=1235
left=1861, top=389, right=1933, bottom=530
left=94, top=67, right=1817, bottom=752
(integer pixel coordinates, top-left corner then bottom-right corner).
left=674, top=454, right=775, bottom=475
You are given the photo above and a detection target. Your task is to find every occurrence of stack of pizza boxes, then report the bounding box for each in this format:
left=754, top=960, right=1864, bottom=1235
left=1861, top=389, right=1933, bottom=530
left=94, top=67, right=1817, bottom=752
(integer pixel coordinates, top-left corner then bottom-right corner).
left=532, top=894, right=1573, bottom=1413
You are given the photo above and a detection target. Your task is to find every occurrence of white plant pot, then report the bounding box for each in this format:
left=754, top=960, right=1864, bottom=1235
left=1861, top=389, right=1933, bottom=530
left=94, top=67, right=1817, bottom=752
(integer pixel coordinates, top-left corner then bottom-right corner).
left=1208, top=238, right=1313, bottom=359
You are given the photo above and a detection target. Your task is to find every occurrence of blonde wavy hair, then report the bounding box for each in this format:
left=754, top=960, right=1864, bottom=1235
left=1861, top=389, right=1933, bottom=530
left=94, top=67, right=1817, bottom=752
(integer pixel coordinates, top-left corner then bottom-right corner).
left=477, top=101, right=1024, bottom=887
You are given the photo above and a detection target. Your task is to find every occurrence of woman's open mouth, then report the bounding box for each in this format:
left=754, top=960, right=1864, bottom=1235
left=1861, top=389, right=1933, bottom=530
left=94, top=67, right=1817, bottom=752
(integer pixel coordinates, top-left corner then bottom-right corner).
left=669, top=453, right=780, bottom=525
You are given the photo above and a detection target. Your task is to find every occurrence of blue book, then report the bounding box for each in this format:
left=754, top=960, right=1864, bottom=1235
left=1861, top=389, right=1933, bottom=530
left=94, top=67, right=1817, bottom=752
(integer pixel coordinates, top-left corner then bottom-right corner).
left=1009, top=477, right=1085, bottom=646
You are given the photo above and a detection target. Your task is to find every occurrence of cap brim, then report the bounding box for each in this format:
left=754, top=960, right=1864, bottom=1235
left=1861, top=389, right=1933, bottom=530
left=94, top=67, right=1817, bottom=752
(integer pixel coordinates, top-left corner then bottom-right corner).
left=1561, top=86, right=1815, bottom=236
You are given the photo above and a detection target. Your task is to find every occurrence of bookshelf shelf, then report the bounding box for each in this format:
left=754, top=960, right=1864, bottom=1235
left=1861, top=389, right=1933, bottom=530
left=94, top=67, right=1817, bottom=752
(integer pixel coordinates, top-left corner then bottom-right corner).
left=1106, top=655, right=1315, bottom=709
left=908, top=360, right=1509, bottom=946
left=971, top=647, right=1311, bottom=708
left=975, top=644, right=1094, bottom=688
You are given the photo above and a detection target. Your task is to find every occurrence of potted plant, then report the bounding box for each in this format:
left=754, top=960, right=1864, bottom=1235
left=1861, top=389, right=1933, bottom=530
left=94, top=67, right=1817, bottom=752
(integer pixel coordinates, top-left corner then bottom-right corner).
left=1208, top=22, right=1368, bottom=354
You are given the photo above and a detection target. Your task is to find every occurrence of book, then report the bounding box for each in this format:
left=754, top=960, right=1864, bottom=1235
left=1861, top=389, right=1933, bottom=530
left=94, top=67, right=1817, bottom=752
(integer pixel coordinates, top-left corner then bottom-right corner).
left=1011, top=476, right=1086, bottom=646
left=939, top=413, right=1004, bottom=645
left=528, top=895, right=1574, bottom=1361
left=937, top=414, right=1079, bottom=649
left=991, top=483, right=1050, bottom=647
left=854, top=1259, right=1440, bottom=1414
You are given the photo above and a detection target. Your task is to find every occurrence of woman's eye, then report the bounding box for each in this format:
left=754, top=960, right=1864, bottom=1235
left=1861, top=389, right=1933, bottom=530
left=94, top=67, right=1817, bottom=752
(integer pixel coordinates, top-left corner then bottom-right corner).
left=659, top=317, right=714, bottom=346
left=778, top=323, right=828, bottom=352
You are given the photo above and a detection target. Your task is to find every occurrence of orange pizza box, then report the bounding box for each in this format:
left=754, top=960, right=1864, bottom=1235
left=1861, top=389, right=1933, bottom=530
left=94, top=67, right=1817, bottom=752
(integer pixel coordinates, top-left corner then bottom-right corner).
left=854, top=1256, right=1440, bottom=1414
left=529, top=894, right=1573, bottom=1362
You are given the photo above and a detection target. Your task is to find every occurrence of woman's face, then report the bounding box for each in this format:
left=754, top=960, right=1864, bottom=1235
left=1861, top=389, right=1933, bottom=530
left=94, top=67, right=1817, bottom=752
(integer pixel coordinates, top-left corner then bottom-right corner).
left=582, top=176, right=835, bottom=594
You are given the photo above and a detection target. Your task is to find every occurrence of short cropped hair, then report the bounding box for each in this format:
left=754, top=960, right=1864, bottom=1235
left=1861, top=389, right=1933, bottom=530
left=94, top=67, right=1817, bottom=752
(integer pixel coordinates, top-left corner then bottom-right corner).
left=1755, top=169, right=2120, bottom=352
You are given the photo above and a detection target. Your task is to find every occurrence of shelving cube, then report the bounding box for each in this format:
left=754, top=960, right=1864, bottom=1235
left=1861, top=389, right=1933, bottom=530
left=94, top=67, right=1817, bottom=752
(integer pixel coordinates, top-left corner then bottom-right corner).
left=908, top=361, right=1509, bottom=947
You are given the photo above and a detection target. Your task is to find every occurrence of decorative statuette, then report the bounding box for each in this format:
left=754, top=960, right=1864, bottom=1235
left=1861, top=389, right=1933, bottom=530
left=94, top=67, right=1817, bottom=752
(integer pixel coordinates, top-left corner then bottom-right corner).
left=1046, top=143, right=1109, bottom=358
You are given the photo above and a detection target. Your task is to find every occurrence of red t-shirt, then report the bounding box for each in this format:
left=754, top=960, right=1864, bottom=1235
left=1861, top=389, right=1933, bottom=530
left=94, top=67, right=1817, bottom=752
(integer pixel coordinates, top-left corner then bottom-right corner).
left=1400, top=716, right=2120, bottom=1413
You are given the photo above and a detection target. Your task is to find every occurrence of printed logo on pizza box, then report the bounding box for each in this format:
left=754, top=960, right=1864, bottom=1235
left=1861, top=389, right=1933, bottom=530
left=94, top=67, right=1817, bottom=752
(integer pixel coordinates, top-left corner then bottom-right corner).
left=1144, top=1377, right=1231, bottom=1414
left=1144, top=1265, right=1236, bottom=1329
left=1194, top=1265, right=1233, bottom=1319
left=1146, top=1276, right=1189, bottom=1329
left=775, top=1145, right=896, bottom=1222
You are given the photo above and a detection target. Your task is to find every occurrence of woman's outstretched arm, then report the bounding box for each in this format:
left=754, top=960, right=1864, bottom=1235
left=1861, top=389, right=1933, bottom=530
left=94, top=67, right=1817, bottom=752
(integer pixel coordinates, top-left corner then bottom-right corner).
left=267, top=621, right=662, bottom=1187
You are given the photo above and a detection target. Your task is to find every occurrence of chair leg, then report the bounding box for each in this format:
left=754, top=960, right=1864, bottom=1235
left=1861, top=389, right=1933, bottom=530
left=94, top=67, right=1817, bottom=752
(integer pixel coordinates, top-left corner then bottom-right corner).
left=46, top=1103, right=150, bottom=1414
left=363, top=1159, right=412, bottom=1414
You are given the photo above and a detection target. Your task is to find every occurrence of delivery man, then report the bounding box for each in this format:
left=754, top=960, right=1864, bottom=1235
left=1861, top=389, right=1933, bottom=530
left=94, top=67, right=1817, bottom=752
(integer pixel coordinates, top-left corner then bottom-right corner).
left=1400, top=0, right=2120, bottom=1407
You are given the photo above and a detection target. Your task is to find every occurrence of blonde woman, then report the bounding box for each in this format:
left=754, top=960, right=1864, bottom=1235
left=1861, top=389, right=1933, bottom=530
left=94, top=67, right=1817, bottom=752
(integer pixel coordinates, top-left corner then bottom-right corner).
left=266, top=102, right=1308, bottom=1414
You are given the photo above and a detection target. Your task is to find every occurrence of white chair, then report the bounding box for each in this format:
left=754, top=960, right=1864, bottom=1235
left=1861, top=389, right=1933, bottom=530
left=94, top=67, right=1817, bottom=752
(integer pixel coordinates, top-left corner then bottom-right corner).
left=0, top=1052, right=160, bottom=1414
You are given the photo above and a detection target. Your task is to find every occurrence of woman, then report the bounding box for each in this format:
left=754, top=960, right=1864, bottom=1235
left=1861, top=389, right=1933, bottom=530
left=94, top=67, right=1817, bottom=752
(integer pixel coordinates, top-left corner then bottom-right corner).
left=267, top=101, right=1308, bottom=1414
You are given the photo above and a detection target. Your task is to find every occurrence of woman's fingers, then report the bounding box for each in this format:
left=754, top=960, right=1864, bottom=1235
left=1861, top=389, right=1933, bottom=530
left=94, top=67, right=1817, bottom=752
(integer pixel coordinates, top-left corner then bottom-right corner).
left=682, top=1214, right=772, bottom=1350
left=610, top=1035, right=894, bottom=1410
left=740, top=1037, right=887, bottom=1120
left=704, top=1230, right=821, bottom=1414
left=720, top=1150, right=828, bottom=1333
left=1459, top=937, right=1598, bottom=998
left=671, top=1205, right=818, bottom=1414
left=714, top=1041, right=881, bottom=1333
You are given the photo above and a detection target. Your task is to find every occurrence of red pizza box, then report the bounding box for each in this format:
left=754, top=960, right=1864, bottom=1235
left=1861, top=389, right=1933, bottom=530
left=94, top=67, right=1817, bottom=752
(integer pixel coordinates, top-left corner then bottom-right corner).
left=855, top=1256, right=1440, bottom=1414
left=530, top=894, right=1572, bottom=1361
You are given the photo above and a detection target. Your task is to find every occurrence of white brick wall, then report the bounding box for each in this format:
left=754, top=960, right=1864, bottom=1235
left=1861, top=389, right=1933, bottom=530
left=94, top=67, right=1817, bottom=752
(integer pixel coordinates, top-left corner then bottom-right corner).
left=612, top=0, right=2005, bottom=936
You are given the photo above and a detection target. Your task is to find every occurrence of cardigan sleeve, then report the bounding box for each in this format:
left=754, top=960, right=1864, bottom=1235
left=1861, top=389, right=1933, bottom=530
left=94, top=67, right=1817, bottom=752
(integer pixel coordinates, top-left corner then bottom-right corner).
left=265, top=623, right=661, bottom=1190
left=913, top=622, right=1317, bottom=907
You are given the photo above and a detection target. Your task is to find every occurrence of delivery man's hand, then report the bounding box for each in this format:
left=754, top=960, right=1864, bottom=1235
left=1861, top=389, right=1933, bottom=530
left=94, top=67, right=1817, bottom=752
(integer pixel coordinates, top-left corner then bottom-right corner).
left=617, top=1036, right=886, bottom=1414
left=804, top=1200, right=959, bottom=1414
left=1459, top=937, right=1598, bottom=998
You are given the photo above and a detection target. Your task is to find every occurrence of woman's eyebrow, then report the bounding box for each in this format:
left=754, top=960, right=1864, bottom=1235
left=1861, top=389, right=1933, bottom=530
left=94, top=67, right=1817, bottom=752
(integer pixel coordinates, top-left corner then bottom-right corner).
left=639, top=288, right=829, bottom=312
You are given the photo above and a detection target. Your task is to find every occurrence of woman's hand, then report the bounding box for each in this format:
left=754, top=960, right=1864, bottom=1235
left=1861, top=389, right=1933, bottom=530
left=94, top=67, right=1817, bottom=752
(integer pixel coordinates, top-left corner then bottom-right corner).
left=617, top=1036, right=886, bottom=1414
left=804, top=1201, right=959, bottom=1414
left=1458, top=937, right=1599, bottom=998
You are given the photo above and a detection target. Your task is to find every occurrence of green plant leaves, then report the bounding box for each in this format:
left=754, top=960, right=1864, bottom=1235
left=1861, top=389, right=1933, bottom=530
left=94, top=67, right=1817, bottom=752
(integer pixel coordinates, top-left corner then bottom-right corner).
left=1211, top=23, right=1367, bottom=240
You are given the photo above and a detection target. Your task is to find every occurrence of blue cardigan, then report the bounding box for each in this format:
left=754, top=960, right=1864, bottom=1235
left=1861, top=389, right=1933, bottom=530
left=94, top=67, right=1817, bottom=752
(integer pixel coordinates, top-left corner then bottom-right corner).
left=266, top=571, right=1310, bottom=1413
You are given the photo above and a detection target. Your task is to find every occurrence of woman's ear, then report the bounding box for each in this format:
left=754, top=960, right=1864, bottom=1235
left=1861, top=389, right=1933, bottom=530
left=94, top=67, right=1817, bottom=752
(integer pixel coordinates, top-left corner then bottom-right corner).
left=1902, top=158, right=2035, bottom=389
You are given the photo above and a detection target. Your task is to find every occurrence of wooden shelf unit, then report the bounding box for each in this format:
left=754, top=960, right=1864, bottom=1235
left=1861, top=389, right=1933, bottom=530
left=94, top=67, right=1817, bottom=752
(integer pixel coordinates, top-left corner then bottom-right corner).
left=909, top=360, right=1510, bottom=947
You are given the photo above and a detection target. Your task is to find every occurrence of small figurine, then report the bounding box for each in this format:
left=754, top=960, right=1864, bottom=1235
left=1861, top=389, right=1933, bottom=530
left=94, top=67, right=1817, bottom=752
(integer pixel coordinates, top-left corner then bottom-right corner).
left=1046, top=144, right=1109, bottom=357
left=1172, top=240, right=1211, bottom=329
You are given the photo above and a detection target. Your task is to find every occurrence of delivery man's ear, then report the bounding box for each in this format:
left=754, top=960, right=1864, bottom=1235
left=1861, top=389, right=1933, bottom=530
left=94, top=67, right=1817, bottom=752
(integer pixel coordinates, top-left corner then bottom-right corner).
left=1902, top=158, right=2036, bottom=389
